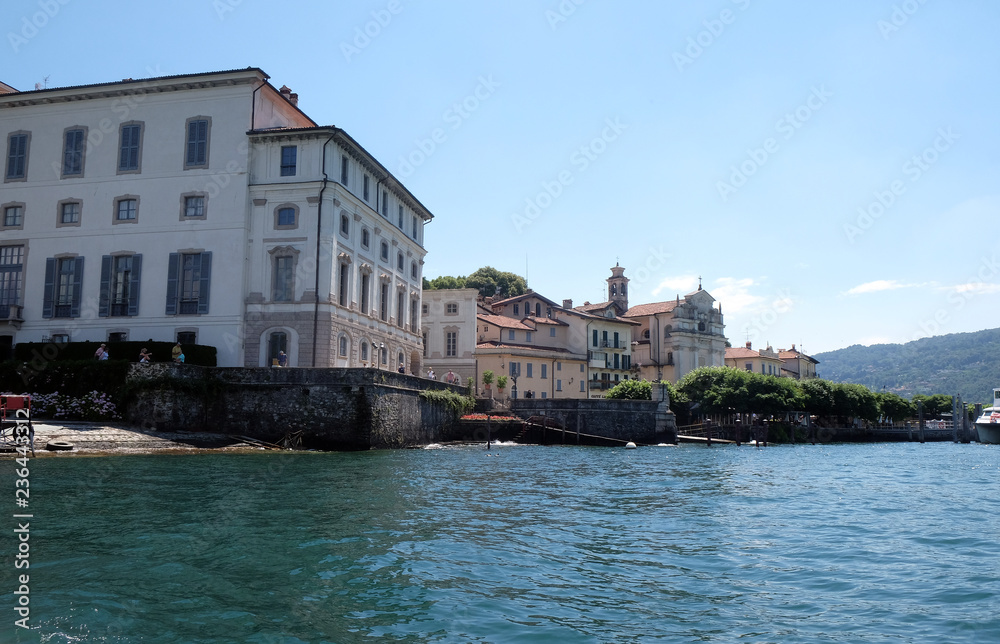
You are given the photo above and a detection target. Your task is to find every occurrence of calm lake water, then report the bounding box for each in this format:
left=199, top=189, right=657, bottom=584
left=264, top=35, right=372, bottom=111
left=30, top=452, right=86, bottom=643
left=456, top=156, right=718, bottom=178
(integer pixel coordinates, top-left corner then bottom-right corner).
left=6, top=442, right=1000, bottom=643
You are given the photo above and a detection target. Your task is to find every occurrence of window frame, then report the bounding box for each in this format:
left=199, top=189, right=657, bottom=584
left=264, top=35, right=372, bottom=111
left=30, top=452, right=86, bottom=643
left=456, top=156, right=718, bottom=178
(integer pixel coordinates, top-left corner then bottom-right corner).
left=180, top=192, right=208, bottom=221
left=99, top=253, right=143, bottom=317
left=112, top=195, right=140, bottom=225
left=166, top=251, right=212, bottom=315
left=272, top=254, right=295, bottom=302
left=61, top=126, right=87, bottom=178
left=183, top=116, right=211, bottom=170
left=280, top=145, right=297, bottom=177
left=57, top=199, right=82, bottom=228
left=5, top=131, right=30, bottom=182
left=2, top=202, right=25, bottom=230
left=117, top=121, right=144, bottom=174
left=0, top=244, right=25, bottom=319
left=363, top=175, right=370, bottom=203
left=273, top=203, right=299, bottom=230
left=43, top=255, right=84, bottom=319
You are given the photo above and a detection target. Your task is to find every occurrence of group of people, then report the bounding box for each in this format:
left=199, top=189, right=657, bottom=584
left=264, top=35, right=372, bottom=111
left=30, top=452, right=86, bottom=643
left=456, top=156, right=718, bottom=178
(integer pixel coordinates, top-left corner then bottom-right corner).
left=423, top=369, right=458, bottom=384
left=94, top=342, right=185, bottom=364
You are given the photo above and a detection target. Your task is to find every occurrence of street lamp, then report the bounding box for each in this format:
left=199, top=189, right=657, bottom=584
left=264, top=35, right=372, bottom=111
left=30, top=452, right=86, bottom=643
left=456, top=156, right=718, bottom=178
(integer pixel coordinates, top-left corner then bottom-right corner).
left=378, top=343, right=385, bottom=369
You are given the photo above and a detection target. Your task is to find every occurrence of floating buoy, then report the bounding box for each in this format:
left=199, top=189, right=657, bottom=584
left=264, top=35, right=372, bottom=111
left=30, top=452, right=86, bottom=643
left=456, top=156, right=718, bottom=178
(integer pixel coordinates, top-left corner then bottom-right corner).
left=46, top=441, right=74, bottom=451
left=625, top=441, right=637, bottom=449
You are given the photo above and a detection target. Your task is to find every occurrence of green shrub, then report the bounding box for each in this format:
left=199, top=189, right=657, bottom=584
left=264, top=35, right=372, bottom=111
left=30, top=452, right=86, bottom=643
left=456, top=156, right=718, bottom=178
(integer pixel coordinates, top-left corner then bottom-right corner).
left=605, top=379, right=652, bottom=400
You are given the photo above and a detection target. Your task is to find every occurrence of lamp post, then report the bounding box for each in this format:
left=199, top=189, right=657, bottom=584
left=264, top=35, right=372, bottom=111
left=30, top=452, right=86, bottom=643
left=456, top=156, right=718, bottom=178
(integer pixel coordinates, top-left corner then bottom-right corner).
left=378, top=343, right=385, bottom=369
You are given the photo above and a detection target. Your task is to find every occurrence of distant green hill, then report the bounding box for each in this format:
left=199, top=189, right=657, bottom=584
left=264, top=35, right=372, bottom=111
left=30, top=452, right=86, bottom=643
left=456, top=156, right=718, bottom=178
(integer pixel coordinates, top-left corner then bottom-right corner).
left=813, top=328, right=1000, bottom=406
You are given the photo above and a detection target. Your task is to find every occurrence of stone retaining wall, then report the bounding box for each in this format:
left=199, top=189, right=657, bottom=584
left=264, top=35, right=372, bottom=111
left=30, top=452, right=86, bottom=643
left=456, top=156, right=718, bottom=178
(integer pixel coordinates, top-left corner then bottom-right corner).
left=124, top=364, right=465, bottom=449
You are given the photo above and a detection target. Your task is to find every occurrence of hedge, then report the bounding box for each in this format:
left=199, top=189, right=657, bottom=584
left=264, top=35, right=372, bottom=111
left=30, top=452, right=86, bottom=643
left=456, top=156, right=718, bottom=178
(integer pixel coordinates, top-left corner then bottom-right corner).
left=12, top=340, right=216, bottom=366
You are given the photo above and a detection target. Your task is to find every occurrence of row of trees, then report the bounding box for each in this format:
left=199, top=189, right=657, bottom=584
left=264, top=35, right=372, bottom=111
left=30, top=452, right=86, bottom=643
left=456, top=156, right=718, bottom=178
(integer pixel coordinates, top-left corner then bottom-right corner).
left=605, top=367, right=968, bottom=423
left=423, top=266, right=528, bottom=299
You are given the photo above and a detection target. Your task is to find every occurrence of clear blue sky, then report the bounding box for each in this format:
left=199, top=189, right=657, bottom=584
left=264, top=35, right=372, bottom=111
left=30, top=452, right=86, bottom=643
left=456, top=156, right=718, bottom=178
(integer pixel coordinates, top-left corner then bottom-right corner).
left=5, top=0, right=997, bottom=355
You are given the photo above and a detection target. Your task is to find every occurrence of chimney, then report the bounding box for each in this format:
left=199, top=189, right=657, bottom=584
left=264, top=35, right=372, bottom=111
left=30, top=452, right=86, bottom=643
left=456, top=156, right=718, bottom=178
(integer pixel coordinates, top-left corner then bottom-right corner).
left=791, top=343, right=796, bottom=351
left=279, top=85, right=292, bottom=101
left=289, top=92, right=299, bottom=107
left=746, top=341, right=752, bottom=349
left=562, top=299, right=573, bottom=309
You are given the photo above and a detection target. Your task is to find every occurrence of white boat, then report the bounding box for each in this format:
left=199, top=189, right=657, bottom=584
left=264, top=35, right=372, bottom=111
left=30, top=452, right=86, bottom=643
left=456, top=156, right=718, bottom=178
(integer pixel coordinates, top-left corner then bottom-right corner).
left=975, top=388, right=1000, bottom=444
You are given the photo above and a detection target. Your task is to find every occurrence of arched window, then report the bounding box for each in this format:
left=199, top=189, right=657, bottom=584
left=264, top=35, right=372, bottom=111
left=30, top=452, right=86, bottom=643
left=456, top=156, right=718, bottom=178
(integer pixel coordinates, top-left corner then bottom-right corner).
left=361, top=341, right=369, bottom=362
left=610, top=284, right=617, bottom=296
left=339, top=335, right=348, bottom=357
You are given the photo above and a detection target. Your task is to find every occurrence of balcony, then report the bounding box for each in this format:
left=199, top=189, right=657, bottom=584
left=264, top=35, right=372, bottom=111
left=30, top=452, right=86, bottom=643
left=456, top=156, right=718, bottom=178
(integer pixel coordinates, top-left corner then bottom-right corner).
left=588, top=380, right=613, bottom=391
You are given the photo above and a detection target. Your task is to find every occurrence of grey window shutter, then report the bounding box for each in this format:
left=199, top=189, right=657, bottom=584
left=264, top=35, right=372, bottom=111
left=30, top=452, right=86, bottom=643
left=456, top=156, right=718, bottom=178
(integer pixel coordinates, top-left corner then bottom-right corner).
left=197, top=252, right=212, bottom=314
left=166, top=253, right=179, bottom=314
left=99, top=255, right=112, bottom=317
left=70, top=257, right=84, bottom=318
left=42, top=258, right=55, bottom=318
left=128, top=254, right=142, bottom=316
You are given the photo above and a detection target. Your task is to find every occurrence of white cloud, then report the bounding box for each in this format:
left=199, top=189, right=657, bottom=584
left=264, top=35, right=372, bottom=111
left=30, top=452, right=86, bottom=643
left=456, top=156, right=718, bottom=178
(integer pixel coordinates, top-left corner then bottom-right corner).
left=952, top=282, right=1000, bottom=295
left=710, top=277, right=764, bottom=314
left=845, top=279, right=927, bottom=295
left=651, top=274, right=698, bottom=297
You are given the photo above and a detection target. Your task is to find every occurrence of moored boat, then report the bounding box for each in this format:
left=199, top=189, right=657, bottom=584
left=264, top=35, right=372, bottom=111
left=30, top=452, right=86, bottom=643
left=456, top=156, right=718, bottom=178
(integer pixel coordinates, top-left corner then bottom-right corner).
left=975, top=388, right=1000, bottom=444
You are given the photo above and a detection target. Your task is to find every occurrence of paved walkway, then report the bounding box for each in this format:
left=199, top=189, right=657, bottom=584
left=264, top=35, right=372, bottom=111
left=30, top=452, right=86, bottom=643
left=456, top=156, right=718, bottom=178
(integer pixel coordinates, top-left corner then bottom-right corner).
left=3, top=420, right=249, bottom=456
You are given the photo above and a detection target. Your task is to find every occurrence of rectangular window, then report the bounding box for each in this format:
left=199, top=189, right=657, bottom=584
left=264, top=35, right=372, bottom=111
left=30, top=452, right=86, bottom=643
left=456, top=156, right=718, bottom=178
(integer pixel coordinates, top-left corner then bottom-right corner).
left=397, top=291, right=404, bottom=327
left=3, top=206, right=22, bottom=227
left=513, top=304, right=519, bottom=316
left=613, top=353, right=620, bottom=369
left=410, top=298, right=418, bottom=331
left=745, top=362, right=752, bottom=372
left=380, top=283, right=389, bottom=321
left=541, top=364, right=547, bottom=379
left=6, top=133, right=28, bottom=180
left=341, top=155, right=349, bottom=184
left=446, top=303, right=458, bottom=314
left=166, top=252, right=211, bottom=315
left=100, top=254, right=142, bottom=317
left=556, top=380, right=562, bottom=391
left=526, top=363, right=533, bottom=378
left=185, top=118, right=209, bottom=168
left=550, top=327, right=556, bottom=337
left=278, top=207, right=297, bottom=228
left=360, top=273, right=370, bottom=314
left=508, top=329, right=515, bottom=341
left=116, top=198, right=137, bottom=221
left=592, top=329, right=598, bottom=347
left=43, top=256, right=84, bottom=319
left=380, top=242, right=389, bottom=261
left=273, top=255, right=294, bottom=301
left=446, top=331, right=456, bottom=357
left=363, top=175, right=370, bottom=202
left=580, top=380, right=585, bottom=393
left=0, top=245, right=24, bottom=318
left=184, top=196, right=205, bottom=218
left=63, top=128, right=85, bottom=176
left=525, top=331, right=532, bottom=342
left=382, top=191, right=389, bottom=216
left=397, top=252, right=404, bottom=271
left=602, top=330, right=608, bottom=347
left=397, top=203, right=403, bottom=227
left=412, top=216, right=418, bottom=238
left=340, top=214, right=350, bottom=235
left=61, top=201, right=80, bottom=224
left=614, top=332, right=620, bottom=348
left=338, top=263, right=349, bottom=307
left=280, top=146, right=297, bottom=176
left=362, top=228, right=370, bottom=249
left=422, top=332, right=428, bottom=358
left=118, top=123, right=142, bottom=172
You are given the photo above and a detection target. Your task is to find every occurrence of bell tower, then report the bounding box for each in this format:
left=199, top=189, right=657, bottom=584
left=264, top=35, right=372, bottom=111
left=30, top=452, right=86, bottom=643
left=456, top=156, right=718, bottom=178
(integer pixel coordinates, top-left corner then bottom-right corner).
left=607, top=263, right=629, bottom=314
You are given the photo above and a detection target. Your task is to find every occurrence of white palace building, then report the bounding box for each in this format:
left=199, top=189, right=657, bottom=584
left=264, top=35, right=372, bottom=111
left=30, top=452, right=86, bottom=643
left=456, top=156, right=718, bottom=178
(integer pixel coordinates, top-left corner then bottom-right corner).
left=0, top=68, right=432, bottom=368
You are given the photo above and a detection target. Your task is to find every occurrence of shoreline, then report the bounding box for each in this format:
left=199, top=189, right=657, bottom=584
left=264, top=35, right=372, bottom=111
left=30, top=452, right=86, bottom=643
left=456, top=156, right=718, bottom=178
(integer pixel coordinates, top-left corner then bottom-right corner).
left=2, top=419, right=260, bottom=457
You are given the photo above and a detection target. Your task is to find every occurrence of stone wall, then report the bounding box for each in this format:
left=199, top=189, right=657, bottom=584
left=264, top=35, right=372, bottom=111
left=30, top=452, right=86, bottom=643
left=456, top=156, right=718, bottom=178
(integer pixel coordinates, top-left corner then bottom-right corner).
left=125, top=364, right=465, bottom=449
left=510, top=384, right=676, bottom=445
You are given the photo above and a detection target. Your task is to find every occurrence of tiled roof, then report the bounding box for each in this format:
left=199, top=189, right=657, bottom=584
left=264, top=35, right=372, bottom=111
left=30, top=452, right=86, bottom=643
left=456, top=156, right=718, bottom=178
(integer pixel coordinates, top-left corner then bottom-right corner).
left=477, top=314, right=533, bottom=331
left=490, top=291, right=561, bottom=308
left=577, top=301, right=612, bottom=312
left=623, top=301, right=679, bottom=317
left=524, top=316, right=567, bottom=326
left=475, top=341, right=574, bottom=354
left=725, top=347, right=759, bottom=359
left=1, top=67, right=267, bottom=98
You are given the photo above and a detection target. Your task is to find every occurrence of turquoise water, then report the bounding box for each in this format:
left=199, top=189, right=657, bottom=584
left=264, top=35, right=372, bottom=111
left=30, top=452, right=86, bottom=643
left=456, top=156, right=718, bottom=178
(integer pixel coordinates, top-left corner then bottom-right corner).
left=4, top=443, right=1000, bottom=643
